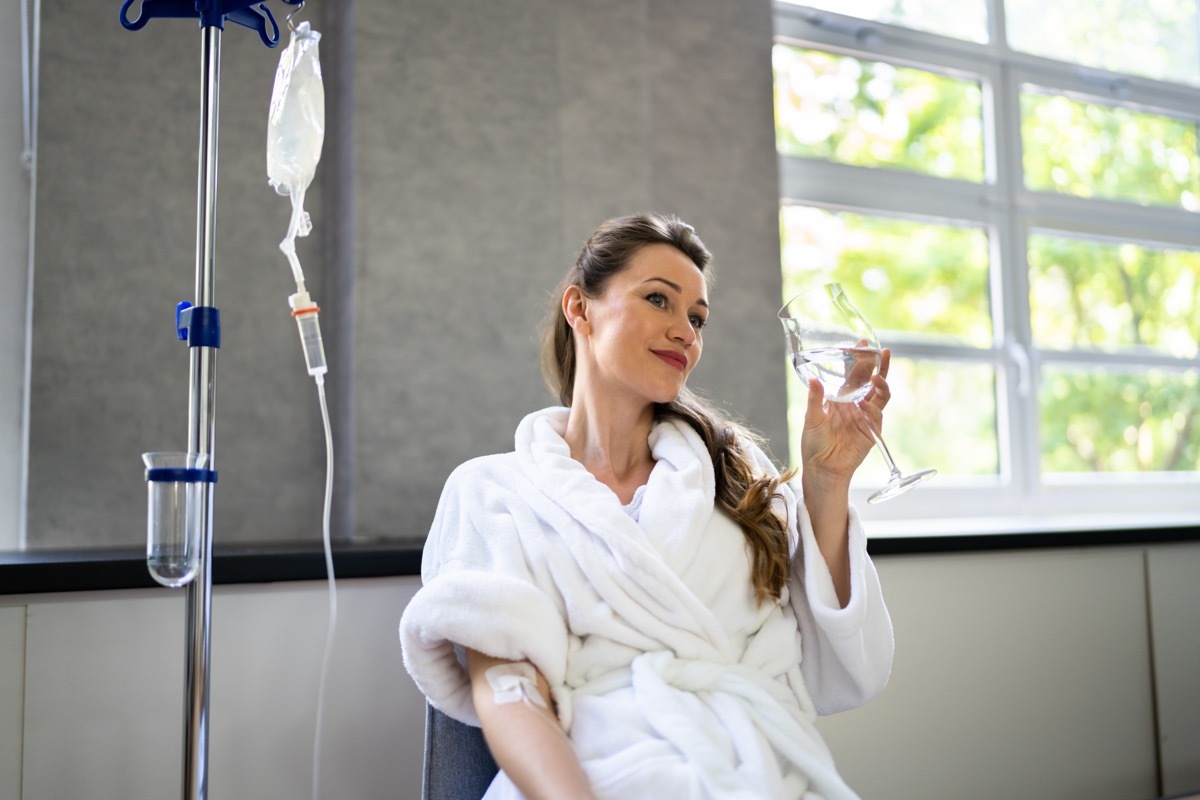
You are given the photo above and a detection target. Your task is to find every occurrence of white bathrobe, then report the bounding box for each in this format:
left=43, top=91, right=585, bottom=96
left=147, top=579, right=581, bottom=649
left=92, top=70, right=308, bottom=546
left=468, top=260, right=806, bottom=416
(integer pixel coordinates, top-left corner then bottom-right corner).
left=400, top=407, right=893, bottom=800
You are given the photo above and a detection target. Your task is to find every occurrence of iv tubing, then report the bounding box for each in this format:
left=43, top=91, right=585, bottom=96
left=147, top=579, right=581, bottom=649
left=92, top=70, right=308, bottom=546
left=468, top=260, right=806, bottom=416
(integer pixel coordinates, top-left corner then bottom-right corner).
left=17, top=0, right=41, bottom=549
left=312, top=374, right=337, bottom=800
left=281, top=186, right=309, bottom=290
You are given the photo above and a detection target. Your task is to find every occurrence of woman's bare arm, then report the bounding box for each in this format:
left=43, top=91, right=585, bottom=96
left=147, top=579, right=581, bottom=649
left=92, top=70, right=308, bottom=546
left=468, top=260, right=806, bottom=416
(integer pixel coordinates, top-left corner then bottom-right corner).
left=464, top=648, right=596, bottom=800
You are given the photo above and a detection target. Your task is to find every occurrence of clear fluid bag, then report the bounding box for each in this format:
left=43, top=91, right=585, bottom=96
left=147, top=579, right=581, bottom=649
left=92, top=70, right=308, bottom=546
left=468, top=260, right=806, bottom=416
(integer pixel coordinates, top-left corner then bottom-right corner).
left=267, top=20, right=324, bottom=240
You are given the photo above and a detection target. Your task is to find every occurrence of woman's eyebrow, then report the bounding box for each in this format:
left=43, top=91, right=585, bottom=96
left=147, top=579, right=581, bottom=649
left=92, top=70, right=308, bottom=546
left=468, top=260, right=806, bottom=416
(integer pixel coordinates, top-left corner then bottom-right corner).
left=641, top=277, right=709, bottom=308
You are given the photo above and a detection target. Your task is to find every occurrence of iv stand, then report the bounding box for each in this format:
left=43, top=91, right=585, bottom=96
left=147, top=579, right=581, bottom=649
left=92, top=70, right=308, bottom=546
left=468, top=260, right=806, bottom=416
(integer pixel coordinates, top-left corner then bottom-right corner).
left=119, top=3, right=297, bottom=798
left=183, top=25, right=220, bottom=800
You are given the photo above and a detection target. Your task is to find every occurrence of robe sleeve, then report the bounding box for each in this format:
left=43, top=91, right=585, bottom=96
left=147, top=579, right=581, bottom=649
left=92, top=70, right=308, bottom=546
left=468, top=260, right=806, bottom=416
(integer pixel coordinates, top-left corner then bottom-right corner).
left=399, top=458, right=572, bottom=727
left=742, top=440, right=894, bottom=715
left=788, top=498, right=893, bottom=714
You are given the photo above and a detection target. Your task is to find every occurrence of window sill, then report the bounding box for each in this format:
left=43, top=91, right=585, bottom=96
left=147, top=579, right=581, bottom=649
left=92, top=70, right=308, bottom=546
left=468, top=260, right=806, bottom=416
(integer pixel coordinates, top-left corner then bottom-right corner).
left=866, top=517, right=1200, bottom=555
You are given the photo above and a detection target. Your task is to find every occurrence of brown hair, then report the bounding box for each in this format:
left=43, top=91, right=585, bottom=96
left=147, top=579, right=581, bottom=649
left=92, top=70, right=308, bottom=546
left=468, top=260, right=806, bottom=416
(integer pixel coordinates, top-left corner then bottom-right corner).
left=540, top=213, right=795, bottom=604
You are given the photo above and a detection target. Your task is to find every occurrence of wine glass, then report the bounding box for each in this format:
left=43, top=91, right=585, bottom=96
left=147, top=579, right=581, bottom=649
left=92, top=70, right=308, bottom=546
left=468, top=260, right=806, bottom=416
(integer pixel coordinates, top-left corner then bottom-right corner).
left=779, top=282, right=936, bottom=503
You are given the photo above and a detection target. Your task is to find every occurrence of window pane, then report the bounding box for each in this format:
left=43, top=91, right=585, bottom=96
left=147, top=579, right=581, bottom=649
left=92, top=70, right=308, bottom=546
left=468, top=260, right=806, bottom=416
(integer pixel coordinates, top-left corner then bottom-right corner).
left=1022, top=90, right=1200, bottom=211
left=774, top=45, right=985, bottom=182
left=779, top=0, right=988, bottom=43
left=1040, top=367, right=1200, bottom=473
left=1029, top=234, right=1200, bottom=358
left=1006, top=0, right=1200, bottom=87
left=781, top=205, right=993, bottom=347
left=788, top=358, right=999, bottom=482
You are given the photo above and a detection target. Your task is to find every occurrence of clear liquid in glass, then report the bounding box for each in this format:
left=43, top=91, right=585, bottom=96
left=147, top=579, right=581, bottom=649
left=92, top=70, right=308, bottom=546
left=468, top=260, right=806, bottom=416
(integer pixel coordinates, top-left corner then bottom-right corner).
left=147, top=554, right=199, bottom=588
left=792, top=345, right=881, bottom=403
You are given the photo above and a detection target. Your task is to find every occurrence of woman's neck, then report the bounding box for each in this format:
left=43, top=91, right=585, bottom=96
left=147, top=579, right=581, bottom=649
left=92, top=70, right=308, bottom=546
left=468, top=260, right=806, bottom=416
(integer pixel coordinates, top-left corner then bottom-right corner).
left=564, top=394, right=656, bottom=504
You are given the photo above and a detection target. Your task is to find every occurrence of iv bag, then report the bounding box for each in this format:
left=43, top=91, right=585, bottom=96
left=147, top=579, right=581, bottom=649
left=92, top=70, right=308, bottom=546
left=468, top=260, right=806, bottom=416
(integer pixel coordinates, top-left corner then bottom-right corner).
left=267, top=21, right=324, bottom=201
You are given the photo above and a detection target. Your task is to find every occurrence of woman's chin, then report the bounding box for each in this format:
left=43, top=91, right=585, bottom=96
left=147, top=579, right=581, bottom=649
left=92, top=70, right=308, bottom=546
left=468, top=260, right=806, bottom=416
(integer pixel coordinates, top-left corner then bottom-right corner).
left=650, top=382, right=686, bottom=405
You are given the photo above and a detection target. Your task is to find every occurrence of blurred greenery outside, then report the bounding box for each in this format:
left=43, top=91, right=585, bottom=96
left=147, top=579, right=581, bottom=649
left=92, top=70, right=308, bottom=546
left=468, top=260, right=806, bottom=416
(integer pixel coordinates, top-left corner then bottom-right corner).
left=1005, top=0, right=1200, bottom=87
left=1023, top=92, right=1200, bottom=210
left=773, top=46, right=985, bottom=182
left=774, top=41, right=1200, bottom=481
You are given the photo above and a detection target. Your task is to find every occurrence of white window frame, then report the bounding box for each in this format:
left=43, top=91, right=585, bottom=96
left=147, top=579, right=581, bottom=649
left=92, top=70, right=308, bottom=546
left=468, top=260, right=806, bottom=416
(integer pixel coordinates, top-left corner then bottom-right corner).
left=773, top=1, right=1200, bottom=536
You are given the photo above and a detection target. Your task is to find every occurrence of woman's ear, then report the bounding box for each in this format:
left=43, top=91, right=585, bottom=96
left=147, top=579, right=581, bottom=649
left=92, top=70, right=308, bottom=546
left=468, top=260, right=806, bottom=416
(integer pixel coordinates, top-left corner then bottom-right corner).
left=562, top=286, right=590, bottom=335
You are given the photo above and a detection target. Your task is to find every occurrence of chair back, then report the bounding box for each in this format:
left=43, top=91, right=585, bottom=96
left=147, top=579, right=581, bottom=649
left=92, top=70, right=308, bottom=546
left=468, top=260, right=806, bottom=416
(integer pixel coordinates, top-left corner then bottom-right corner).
left=422, top=703, right=500, bottom=800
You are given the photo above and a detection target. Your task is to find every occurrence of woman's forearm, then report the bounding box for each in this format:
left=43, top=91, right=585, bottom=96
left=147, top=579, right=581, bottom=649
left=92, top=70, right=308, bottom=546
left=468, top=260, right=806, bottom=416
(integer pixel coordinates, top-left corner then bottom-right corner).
left=801, top=471, right=852, bottom=608
left=465, top=649, right=596, bottom=800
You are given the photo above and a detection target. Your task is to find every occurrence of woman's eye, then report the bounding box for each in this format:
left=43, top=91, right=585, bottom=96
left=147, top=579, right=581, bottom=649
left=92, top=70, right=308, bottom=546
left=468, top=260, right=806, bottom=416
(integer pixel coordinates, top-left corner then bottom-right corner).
left=690, top=315, right=707, bottom=330
left=646, top=293, right=667, bottom=308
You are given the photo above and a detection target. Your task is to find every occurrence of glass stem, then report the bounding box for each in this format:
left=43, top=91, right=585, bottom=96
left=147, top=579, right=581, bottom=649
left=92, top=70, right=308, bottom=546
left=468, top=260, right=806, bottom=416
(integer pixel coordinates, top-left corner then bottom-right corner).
left=855, top=400, right=903, bottom=479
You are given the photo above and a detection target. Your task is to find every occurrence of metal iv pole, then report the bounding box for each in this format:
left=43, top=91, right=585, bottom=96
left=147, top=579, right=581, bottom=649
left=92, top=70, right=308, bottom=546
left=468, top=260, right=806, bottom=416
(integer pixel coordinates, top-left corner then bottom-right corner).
left=118, top=3, right=299, bottom=798
left=183, top=24, right=221, bottom=800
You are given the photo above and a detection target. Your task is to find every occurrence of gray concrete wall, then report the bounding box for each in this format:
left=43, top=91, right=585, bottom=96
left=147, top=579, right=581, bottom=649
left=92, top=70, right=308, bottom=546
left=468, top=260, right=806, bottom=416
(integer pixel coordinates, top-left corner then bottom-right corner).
left=24, top=0, right=787, bottom=548
left=353, top=0, right=786, bottom=541
left=1, top=1, right=32, bottom=550
left=26, top=2, right=325, bottom=549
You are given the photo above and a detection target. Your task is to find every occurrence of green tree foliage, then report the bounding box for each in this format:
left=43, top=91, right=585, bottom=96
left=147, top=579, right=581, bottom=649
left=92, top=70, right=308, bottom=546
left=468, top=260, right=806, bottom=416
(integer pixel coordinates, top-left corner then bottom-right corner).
left=1006, top=0, right=1199, bottom=86
left=781, top=207, right=991, bottom=346
left=1031, top=236, right=1200, bottom=472
left=1041, top=369, right=1200, bottom=472
left=1029, top=236, right=1200, bottom=357
left=1023, top=93, right=1200, bottom=210
left=774, top=46, right=984, bottom=182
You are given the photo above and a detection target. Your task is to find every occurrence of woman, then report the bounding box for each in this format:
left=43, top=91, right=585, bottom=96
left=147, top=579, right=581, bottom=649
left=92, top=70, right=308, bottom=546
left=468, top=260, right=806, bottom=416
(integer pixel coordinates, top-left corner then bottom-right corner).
left=401, top=214, right=893, bottom=799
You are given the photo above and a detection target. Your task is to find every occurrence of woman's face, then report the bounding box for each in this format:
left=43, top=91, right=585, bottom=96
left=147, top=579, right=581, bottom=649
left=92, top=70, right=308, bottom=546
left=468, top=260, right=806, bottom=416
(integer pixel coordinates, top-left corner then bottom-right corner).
left=572, top=243, right=709, bottom=406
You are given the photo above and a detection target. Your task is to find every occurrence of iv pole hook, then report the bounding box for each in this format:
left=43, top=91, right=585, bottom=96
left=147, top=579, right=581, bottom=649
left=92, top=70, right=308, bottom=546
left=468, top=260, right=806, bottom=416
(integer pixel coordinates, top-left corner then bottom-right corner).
left=285, top=0, right=304, bottom=31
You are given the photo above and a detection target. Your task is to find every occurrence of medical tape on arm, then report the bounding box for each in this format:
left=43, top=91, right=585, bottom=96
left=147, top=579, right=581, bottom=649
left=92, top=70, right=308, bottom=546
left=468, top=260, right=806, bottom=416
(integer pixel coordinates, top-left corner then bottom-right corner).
left=484, top=662, right=548, bottom=709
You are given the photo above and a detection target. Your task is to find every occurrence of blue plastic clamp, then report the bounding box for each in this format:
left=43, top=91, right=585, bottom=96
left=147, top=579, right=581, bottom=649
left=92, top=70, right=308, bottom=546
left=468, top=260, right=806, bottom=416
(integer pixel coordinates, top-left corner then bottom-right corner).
left=175, top=302, right=221, bottom=349
left=146, top=467, right=219, bottom=484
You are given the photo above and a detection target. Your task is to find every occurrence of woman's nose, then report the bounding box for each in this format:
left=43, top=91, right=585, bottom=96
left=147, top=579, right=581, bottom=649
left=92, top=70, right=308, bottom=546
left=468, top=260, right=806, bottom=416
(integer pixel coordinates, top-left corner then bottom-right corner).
left=670, top=316, right=696, bottom=347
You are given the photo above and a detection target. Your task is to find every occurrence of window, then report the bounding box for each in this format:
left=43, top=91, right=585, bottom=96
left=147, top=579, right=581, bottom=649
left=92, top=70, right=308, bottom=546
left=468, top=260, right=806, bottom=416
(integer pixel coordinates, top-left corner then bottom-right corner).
left=773, top=1, right=1200, bottom=533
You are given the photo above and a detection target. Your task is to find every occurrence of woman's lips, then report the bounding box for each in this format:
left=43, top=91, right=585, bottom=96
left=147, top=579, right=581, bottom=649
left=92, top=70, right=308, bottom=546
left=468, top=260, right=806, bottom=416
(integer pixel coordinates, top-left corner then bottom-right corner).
left=652, top=349, right=687, bottom=371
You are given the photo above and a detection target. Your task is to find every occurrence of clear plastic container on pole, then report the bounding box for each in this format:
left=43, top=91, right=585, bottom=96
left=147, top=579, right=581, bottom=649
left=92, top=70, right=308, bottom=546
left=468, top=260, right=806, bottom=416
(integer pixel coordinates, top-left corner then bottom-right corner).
left=143, top=451, right=211, bottom=588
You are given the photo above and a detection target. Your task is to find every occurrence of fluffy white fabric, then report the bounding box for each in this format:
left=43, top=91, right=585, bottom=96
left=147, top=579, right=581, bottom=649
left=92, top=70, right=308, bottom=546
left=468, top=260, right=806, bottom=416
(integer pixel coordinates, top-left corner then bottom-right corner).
left=400, top=407, right=893, bottom=799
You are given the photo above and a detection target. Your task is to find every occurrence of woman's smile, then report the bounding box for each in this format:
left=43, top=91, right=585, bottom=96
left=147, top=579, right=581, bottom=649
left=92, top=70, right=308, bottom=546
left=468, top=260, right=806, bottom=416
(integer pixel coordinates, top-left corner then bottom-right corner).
left=651, top=349, right=688, bottom=371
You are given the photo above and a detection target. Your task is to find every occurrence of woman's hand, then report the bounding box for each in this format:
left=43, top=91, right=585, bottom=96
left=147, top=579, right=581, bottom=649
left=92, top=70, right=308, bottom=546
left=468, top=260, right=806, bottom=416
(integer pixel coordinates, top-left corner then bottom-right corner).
left=800, top=346, right=890, bottom=485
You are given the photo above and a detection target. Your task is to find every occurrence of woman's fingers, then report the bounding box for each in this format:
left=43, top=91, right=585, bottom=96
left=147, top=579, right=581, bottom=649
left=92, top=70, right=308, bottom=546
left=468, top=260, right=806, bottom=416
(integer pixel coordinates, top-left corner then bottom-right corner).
left=805, top=377, right=825, bottom=426
left=838, top=343, right=874, bottom=399
left=870, top=374, right=891, bottom=406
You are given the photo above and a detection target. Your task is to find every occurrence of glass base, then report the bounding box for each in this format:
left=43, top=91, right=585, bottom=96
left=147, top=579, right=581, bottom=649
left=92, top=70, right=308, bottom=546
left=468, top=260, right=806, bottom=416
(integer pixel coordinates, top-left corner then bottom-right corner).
left=868, top=468, right=937, bottom=504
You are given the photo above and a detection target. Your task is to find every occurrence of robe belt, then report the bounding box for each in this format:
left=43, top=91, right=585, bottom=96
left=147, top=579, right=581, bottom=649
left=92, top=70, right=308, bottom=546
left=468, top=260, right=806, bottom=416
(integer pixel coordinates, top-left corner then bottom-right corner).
left=575, top=651, right=860, bottom=800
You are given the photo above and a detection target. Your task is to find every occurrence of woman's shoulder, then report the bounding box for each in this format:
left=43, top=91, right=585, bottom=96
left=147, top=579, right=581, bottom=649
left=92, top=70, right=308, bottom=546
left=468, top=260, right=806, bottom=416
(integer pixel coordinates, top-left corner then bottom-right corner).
left=427, top=452, right=529, bottom=543
left=444, top=451, right=522, bottom=488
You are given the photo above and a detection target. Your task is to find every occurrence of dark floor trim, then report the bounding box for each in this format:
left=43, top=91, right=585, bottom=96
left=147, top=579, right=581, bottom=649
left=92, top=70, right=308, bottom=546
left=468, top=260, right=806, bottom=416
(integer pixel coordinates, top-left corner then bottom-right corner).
left=0, top=541, right=423, bottom=596
left=867, top=524, right=1200, bottom=555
